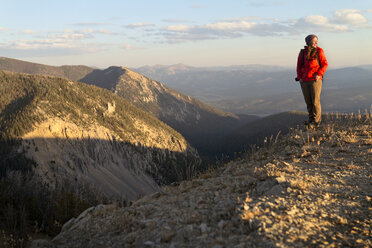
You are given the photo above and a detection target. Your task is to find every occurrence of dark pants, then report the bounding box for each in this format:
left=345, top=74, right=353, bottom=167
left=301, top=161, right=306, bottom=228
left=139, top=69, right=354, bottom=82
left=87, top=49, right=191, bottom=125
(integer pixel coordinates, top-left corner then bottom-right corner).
left=300, top=80, right=322, bottom=124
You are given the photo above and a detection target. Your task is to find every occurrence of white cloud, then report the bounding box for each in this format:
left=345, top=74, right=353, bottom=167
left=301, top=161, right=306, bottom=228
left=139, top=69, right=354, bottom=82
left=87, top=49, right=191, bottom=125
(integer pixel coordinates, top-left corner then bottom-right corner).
left=333, top=9, right=368, bottom=26
left=159, top=19, right=293, bottom=43
left=166, top=25, right=191, bottom=32
left=125, top=22, right=155, bottom=29
left=157, top=10, right=368, bottom=44
left=0, top=28, right=112, bottom=58
left=0, top=39, right=108, bottom=57
left=205, top=21, right=256, bottom=31
left=304, top=15, right=329, bottom=26
left=298, top=15, right=350, bottom=32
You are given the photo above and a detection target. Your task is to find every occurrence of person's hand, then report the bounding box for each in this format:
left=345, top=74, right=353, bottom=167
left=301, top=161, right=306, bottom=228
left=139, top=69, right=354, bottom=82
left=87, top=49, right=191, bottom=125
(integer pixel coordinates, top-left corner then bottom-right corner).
left=315, top=75, right=321, bottom=81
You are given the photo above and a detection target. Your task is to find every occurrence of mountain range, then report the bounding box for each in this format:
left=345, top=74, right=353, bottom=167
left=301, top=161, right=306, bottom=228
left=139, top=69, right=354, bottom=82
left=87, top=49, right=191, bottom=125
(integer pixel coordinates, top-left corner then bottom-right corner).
left=134, top=63, right=372, bottom=115
left=0, top=57, right=257, bottom=158
left=79, top=66, right=256, bottom=157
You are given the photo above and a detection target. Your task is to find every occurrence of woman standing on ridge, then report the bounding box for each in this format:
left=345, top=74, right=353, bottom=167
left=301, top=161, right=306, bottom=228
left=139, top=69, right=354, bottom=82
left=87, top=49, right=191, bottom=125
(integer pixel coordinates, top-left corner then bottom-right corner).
left=296, top=34, right=328, bottom=128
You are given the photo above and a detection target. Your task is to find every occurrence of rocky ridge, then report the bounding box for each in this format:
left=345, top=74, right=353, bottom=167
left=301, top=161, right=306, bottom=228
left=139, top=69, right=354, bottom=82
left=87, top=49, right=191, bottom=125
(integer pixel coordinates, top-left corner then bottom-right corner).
left=32, top=114, right=372, bottom=247
left=0, top=56, right=94, bottom=81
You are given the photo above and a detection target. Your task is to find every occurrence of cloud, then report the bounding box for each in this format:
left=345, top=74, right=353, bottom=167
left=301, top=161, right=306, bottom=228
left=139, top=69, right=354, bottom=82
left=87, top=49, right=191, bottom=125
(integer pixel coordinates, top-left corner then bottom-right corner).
left=0, top=29, right=112, bottom=57
left=159, top=19, right=293, bottom=43
left=333, top=9, right=368, bottom=27
left=1, top=8, right=369, bottom=55
left=124, top=22, right=155, bottom=29
left=290, top=9, right=369, bottom=33
left=155, top=9, right=370, bottom=44
left=294, top=15, right=350, bottom=32
left=0, top=41, right=107, bottom=57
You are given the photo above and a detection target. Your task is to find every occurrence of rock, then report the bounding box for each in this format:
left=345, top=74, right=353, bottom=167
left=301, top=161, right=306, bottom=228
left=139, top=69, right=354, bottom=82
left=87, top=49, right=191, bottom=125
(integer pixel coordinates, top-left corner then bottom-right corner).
left=217, top=220, right=225, bottom=230
left=284, top=146, right=292, bottom=155
left=256, top=179, right=277, bottom=195
left=144, top=241, right=155, bottom=247
left=161, top=229, right=176, bottom=243
left=30, top=240, right=54, bottom=248
left=275, top=176, right=286, bottom=184
left=200, top=223, right=208, bottom=233
left=267, top=184, right=284, bottom=196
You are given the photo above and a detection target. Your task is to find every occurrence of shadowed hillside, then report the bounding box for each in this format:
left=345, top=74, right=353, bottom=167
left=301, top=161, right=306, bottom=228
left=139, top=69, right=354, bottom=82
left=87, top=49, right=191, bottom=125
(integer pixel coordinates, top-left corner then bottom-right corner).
left=31, top=113, right=372, bottom=248
left=218, top=111, right=308, bottom=156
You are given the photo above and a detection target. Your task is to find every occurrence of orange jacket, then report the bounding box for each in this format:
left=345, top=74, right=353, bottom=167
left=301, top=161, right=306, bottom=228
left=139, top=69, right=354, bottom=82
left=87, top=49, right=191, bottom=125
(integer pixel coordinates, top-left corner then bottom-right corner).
left=296, top=47, right=328, bottom=82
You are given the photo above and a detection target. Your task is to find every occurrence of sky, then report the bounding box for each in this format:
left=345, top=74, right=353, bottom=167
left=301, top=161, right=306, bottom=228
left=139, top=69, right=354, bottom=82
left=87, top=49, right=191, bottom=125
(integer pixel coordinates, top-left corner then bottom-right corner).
left=1, top=0, right=371, bottom=69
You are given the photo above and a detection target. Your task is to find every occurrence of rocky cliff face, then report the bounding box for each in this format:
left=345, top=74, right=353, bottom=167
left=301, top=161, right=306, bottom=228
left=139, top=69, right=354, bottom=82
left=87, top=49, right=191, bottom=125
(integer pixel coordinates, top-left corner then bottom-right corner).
left=32, top=114, right=371, bottom=247
left=0, top=71, right=201, bottom=199
left=80, top=67, right=256, bottom=156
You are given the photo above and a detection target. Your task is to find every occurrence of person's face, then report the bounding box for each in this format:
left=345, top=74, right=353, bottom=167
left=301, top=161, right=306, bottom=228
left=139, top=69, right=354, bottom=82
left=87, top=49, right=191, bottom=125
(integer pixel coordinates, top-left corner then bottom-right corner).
left=310, top=37, right=318, bottom=48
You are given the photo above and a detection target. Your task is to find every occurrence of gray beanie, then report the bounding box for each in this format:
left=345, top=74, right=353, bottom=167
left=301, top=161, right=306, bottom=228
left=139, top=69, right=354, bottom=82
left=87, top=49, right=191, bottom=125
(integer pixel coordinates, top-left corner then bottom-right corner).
left=305, top=34, right=318, bottom=45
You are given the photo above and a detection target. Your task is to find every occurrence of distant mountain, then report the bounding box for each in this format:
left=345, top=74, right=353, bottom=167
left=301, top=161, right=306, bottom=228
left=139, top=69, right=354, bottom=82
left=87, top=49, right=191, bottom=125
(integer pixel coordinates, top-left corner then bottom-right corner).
left=209, top=85, right=372, bottom=116
left=0, top=70, right=201, bottom=199
left=133, top=64, right=293, bottom=102
left=134, top=63, right=288, bottom=74
left=0, top=56, right=94, bottom=81
left=134, top=64, right=372, bottom=108
left=135, top=63, right=196, bottom=76
left=80, top=67, right=258, bottom=157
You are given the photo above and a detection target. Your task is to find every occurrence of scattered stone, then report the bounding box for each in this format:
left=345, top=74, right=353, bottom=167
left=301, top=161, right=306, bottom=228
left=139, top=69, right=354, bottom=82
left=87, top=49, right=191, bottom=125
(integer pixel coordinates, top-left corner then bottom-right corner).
left=275, top=176, right=286, bottom=184
left=200, top=223, right=208, bottom=233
